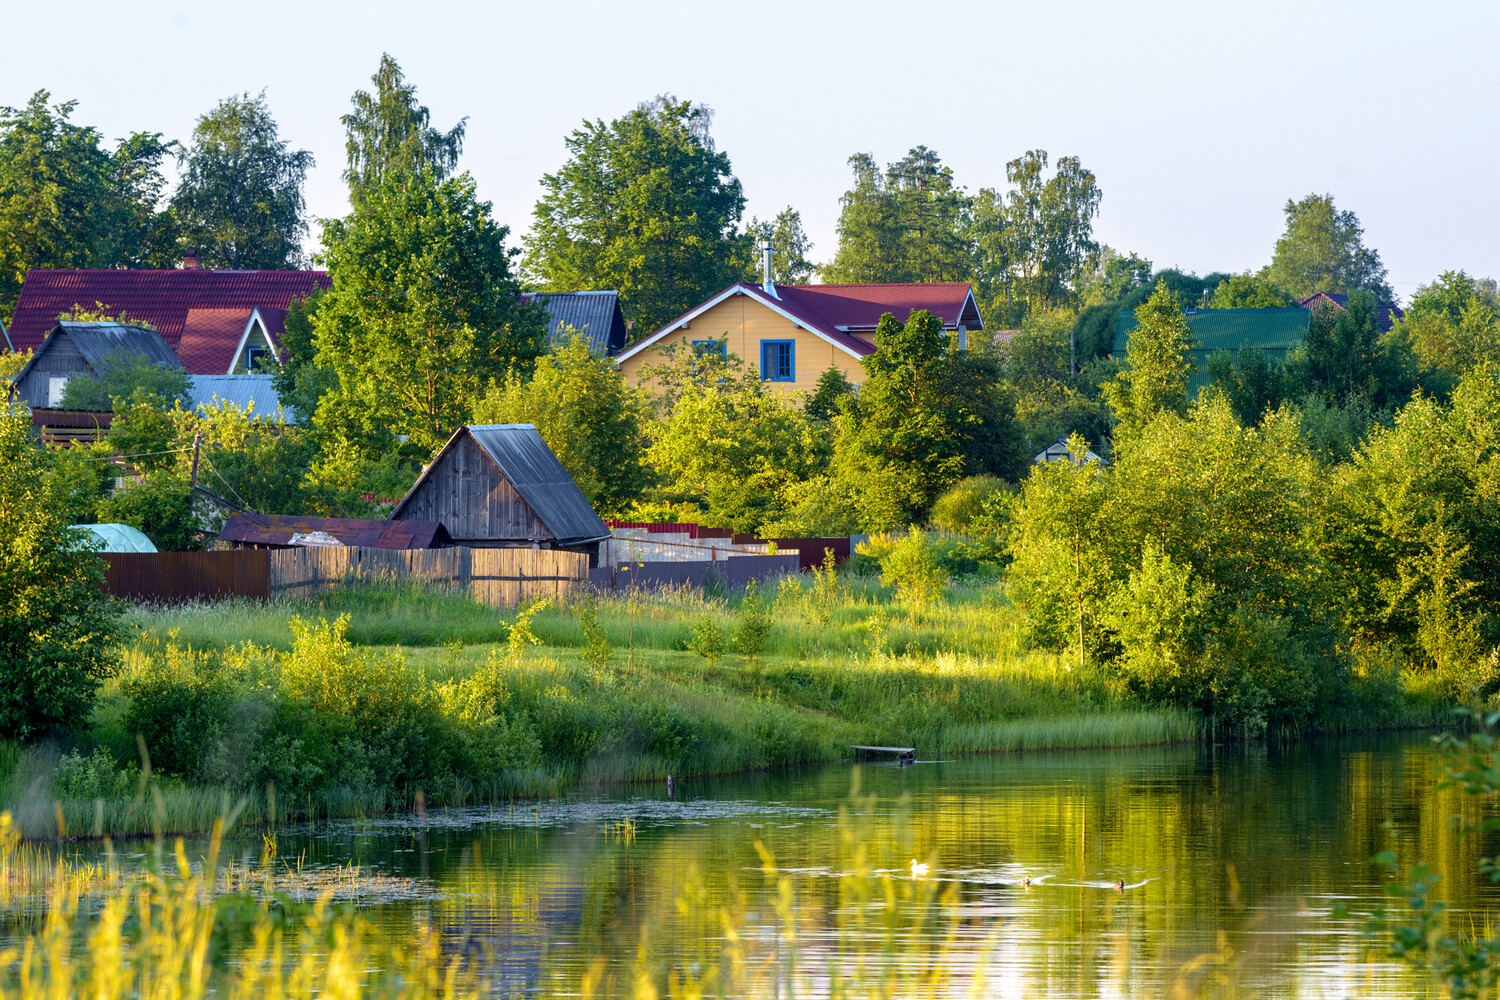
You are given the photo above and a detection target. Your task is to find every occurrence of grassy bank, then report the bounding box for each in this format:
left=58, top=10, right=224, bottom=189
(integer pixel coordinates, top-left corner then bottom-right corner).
left=2, top=572, right=1449, bottom=839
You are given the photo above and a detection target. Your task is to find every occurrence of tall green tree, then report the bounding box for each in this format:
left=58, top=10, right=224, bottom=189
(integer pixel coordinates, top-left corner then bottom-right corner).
left=0, top=401, right=121, bottom=737
left=1392, top=270, right=1500, bottom=378
left=312, top=169, right=545, bottom=455
left=109, top=131, right=181, bottom=269
left=1209, top=273, right=1294, bottom=309
left=473, top=333, right=649, bottom=517
left=526, top=96, right=747, bottom=336
left=1101, top=280, right=1197, bottom=443
left=0, top=93, right=113, bottom=314
left=342, top=54, right=466, bottom=204
left=825, top=147, right=971, bottom=284
left=172, top=92, right=313, bottom=269
left=971, top=150, right=1102, bottom=318
left=1266, top=193, right=1392, bottom=301
left=834, top=309, right=1023, bottom=526
left=1286, top=291, right=1419, bottom=408
left=746, top=206, right=815, bottom=284
left=645, top=365, right=825, bottom=533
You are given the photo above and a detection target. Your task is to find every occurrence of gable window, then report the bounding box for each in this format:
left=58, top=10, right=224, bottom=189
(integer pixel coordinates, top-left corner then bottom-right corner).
left=760, top=340, right=794, bottom=381
left=245, top=345, right=272, bottom=372
left=691, top=339, right=727, bottom=357
left=47, top=375, right=71, bottom=407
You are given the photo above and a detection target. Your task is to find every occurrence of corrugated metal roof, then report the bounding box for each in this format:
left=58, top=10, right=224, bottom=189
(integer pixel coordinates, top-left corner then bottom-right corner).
left=467, top=425, right=610, bottom=544
left=1114, top=308, right=1312, bottom=389
left=190, top=375, right=294, bottom=421
left=394, top=424, right=609, bottom=545
left=219, top=513, right=450, bottom=549
left=521, top=291, right=628, bottom=355
left=56, top=321, right=185, bottom=371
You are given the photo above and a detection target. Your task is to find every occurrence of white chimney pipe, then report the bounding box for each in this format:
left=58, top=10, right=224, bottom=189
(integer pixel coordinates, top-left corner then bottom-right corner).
left=761, top=242, right=778, bottom=298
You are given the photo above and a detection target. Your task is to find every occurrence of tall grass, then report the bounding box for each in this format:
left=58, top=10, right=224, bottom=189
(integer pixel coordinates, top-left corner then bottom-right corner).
left=16, top=571, right=1422, bottom=839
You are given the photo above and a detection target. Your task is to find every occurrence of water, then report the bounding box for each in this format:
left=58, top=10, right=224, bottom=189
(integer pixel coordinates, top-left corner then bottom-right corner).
left=71, top=733, right=1500, bottom=995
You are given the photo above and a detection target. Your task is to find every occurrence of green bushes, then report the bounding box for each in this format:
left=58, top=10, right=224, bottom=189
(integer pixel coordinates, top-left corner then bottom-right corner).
left=0, top=402, right=122, bottom=740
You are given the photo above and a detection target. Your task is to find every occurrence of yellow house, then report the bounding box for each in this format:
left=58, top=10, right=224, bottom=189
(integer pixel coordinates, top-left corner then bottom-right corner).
left=615, top=279, right=984, bottom=395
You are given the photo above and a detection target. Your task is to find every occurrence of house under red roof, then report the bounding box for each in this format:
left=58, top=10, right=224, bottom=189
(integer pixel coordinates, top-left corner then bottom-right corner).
left=8, top=264, right=328, bottom=374
left=1295, top=291, right=1405, bottom=333
left=617, top=280, right=983, bottom=368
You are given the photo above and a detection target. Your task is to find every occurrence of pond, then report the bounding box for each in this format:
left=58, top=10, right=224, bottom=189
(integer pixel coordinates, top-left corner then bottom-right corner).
left=78, top=733, right=1500, bottom=996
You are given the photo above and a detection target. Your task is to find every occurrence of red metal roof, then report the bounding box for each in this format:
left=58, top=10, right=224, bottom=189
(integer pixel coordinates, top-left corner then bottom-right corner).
left=9, top=269, right=328, bottom=373
left=773, top=282, right=982, bottom=332
left=219, top=513, right=451, bottom=550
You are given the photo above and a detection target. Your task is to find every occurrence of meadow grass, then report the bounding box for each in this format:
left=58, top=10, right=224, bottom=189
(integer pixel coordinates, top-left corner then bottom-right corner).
left=3, top=571, right=1434, bottom=840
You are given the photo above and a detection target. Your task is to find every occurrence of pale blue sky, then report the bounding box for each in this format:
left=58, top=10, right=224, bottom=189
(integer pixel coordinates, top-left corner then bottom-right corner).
left=4, top=0, right=1493, bottom=302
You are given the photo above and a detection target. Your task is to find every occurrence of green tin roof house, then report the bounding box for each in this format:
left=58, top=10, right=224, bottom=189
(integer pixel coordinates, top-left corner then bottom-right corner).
left=1113, top=307, right=1311, bottom=390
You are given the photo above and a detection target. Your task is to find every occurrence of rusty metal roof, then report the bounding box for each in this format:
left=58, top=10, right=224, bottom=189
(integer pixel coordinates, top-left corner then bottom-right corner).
left=219, top=513, right=451, bottom=549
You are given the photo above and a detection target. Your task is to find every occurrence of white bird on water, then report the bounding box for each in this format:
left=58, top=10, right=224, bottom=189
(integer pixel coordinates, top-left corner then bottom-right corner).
left=910, top=860, right=930, bottom=878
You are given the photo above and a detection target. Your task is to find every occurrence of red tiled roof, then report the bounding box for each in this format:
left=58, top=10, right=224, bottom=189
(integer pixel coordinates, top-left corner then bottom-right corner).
left=9, top=269, right=328, bottom=372
left=176, top=309, right=253, bottom=374
left=621, top=281, right=982, bottom=363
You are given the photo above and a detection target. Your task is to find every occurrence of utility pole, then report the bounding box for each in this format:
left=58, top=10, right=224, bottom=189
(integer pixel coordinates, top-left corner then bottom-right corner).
left=190, top=432, right=201, bottom=489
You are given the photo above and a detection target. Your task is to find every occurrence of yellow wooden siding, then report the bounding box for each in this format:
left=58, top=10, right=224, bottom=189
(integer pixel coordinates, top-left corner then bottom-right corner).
left=617, top=295, right=869, bottom=397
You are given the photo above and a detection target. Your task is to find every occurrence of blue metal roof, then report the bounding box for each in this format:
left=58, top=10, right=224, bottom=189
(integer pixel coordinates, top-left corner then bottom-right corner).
left=523, top=291, right=628, bottom=355
left=189, top=375, right=295, bottom=421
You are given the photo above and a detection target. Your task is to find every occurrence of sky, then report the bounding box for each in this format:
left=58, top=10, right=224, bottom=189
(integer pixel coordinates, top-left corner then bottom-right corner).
left=2, top=0, right=1494, bottom=304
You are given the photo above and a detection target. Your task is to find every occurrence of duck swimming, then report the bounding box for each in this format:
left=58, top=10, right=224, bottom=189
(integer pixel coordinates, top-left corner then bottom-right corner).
left=1020, top=875, right=1031, bottom=888
left=1113, top=879, right=1125, bottom=892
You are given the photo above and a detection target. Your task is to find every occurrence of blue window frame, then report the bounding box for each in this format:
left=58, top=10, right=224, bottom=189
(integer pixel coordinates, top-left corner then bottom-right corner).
left=691, top=339, right=727, bottom=357
left=760, top=340, right=794, bottom=381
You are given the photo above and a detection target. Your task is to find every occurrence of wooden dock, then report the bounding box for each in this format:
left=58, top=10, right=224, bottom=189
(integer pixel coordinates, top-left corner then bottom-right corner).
left=851, top=745, right=916, bottom=764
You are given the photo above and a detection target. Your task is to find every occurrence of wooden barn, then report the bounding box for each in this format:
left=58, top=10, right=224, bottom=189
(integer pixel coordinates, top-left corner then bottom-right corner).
left=11, top=321, right=182, bottom=409
left=390, top=424, right=611, bottom=563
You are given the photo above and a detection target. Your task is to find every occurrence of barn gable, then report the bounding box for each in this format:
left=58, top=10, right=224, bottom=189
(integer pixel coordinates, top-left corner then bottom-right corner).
left=11, top=321, right=181, bottom=408
left=390, top=425, right=609, bottom=549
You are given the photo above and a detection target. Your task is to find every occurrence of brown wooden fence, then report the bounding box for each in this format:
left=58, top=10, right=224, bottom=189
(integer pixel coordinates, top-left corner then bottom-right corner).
left=99, top=546, right=588, bottom=608
left=101, top=551, right=270, bottom=602
left=267, top=546, right=588, bottom=607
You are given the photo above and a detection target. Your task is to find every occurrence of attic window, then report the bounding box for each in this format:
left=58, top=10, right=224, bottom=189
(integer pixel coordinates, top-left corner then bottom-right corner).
left=47, top=376, right=71, bottom=407
left=245, top=345, right=272, bottom=372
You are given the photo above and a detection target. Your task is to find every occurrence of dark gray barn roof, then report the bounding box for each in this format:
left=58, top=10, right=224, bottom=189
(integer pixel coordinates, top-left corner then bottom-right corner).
left=394, top=424, right=610, bottom=545
left=522, top=291, right=628, bottom=355
left=14, top=322, right=184, bottom=387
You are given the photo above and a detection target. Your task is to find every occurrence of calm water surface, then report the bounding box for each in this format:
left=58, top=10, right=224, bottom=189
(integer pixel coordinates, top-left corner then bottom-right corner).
left=122, top=733, right=1500, bottom=996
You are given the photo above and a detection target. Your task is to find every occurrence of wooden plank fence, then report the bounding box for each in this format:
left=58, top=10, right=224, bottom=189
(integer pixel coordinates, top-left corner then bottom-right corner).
left=267, top=546, right=588, bottom=608
left=98, top=546, right=588, bottom=608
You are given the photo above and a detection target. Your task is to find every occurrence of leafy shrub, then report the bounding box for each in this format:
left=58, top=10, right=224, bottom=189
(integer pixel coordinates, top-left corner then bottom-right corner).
left=734, top=580, right=772, bottom=658
left=97, top=469, right=201, bottom=551
left=877, top=529, right=948, bottom=607
left=120, top=639, right=259, bottom=782
left=53, top=748, right=138, bottom=799
left=575, top=593, right=611, bottom=671
left=261, top=615, right=454, bottom=794
left=0, top=403, right=122, bottom=740
left=688, top=616, right=727, bottom=664
left=928, top=476, right=1006, bottom=531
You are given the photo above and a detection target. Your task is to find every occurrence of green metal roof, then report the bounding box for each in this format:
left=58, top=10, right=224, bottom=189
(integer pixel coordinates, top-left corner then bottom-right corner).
left=1114, top=307, right=1311, bottom=388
